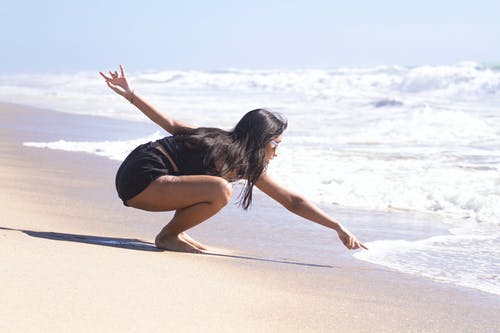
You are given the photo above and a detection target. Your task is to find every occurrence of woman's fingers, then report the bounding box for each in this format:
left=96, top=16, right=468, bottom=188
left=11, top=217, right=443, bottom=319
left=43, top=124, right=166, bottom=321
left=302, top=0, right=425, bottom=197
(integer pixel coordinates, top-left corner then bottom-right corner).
left=101, top=67, right=127, bottom=82
left=339, top=230, right=368, bottom=250
left=99, top=71, right=111, bottom=80
left=352, top=238, right=368, bottom=250
left=100, top=71, right=119, bottom=85
left=100, top=66, right=131, bottom=97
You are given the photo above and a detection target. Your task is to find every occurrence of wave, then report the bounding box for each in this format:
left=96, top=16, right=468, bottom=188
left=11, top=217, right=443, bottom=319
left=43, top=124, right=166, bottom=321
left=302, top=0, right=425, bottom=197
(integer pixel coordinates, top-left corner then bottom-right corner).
left=23, top=132, right=163, bottom=161
left=2, top=62, right=499, bottom=115
left=353, top=229, right=500, bottom=295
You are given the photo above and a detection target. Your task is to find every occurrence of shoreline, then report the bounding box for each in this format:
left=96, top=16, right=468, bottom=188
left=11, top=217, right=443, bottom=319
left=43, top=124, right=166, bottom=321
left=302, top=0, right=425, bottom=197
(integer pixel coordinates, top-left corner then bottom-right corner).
left=1, top=102, right=499, bottom=332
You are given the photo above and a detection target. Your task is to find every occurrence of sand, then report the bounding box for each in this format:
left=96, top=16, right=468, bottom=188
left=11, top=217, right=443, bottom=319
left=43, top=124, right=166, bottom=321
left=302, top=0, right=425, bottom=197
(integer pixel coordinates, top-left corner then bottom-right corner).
left=1, top=102, right=499, bottom=332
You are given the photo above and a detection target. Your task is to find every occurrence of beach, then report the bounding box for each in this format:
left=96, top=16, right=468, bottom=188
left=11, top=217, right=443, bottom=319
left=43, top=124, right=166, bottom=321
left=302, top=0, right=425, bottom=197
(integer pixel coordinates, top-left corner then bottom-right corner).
left=1, top=102, right=499, bottom=332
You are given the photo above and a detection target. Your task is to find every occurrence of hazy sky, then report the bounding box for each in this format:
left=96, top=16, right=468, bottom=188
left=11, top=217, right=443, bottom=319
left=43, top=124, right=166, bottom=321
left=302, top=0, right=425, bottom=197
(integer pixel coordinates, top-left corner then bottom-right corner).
left=1, top=0, right=498, bottom=73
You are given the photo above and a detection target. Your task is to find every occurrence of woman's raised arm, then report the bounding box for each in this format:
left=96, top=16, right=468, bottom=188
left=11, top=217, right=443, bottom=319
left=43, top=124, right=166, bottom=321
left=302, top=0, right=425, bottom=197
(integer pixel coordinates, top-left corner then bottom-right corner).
left=256, top=172, right=367, bottom=250
left=100, top=65, right=194, bottom=135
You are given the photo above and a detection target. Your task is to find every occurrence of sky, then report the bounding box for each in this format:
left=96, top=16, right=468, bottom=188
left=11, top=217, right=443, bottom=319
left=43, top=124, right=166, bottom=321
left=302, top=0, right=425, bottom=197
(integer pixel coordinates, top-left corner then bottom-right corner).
left=1, top=0, right=499, bottom=73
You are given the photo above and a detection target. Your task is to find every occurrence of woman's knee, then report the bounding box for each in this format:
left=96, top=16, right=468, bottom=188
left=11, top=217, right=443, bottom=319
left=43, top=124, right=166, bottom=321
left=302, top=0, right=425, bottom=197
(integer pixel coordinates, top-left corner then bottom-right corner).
left=210, top=177, right=232, bottom=206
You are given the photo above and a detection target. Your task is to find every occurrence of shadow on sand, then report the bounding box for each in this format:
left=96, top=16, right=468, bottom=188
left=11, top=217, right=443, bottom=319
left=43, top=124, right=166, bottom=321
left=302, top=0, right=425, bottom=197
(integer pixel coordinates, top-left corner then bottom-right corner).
left=0, top=226, right=335, bottom=268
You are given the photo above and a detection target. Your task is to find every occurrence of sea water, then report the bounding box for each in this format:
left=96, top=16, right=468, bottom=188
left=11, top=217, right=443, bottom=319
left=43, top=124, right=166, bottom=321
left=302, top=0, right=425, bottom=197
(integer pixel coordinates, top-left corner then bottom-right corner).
left=1, top=62, right=499, bottom=295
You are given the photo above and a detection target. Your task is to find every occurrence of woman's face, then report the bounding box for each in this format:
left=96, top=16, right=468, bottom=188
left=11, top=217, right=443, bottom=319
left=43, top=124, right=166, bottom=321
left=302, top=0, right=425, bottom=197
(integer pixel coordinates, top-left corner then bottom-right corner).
left=265, top=134, right=282, bottom=163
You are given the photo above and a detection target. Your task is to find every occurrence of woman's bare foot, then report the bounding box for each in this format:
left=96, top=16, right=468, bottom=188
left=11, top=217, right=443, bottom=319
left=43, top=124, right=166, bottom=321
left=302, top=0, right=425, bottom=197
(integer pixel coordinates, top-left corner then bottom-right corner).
left=155, top=234, right=202, bottom=253
left=180, top=232, right=208, bottom=251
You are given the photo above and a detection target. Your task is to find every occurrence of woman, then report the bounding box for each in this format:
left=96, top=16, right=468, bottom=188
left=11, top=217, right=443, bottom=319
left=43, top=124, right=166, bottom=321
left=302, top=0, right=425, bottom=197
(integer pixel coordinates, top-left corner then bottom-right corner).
left=100, top=65, right=367, bottom=253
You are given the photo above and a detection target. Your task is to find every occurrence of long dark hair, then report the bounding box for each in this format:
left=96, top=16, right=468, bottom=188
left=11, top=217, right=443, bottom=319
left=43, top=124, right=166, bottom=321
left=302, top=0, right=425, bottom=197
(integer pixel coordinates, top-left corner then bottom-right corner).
left=175, top=108, right=287, bottom=209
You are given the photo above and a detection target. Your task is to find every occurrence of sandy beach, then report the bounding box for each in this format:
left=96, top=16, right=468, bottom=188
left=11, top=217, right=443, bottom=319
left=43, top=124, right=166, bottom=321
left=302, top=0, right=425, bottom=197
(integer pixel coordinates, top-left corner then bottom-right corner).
left=1, top=102, right=499, bottom=332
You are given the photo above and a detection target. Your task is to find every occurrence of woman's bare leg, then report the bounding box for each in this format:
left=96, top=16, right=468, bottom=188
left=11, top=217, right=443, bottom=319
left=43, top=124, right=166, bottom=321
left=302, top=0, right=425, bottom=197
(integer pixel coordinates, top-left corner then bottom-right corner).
left=126, top=175, right=232, bottom=253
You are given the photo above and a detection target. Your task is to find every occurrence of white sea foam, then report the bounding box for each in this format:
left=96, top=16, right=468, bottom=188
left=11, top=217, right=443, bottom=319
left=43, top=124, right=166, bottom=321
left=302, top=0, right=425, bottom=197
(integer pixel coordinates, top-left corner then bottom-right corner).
left=4, top=62, right=500, bottom=295
left=353, top=227, right=500, bottom=295
left=24, top=132, right=163, bottom=161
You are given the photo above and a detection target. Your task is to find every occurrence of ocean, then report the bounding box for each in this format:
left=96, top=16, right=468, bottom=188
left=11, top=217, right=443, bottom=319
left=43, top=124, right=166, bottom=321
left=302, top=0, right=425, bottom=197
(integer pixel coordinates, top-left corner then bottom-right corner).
left=1, top=62, right=499, bottom=296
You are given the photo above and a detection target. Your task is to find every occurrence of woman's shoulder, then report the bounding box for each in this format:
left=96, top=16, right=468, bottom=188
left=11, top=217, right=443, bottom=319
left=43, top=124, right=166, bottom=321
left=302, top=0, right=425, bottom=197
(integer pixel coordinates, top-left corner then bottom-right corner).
left=156, top=135, right=174, bottom=144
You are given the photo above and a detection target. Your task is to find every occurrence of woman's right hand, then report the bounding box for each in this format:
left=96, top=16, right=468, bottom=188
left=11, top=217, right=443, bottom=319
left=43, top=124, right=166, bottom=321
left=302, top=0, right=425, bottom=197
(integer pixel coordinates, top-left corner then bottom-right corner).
left=99, top=64, right=133, bottom=100
left=336, top=226, right=368, bottom=250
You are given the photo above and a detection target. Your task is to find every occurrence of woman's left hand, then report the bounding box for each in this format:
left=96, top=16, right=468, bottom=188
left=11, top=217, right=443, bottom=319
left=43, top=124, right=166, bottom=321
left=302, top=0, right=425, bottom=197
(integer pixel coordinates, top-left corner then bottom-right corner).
left=336, top=226, right=368, bottom=250
left=99, top=64, right=133, bottom=100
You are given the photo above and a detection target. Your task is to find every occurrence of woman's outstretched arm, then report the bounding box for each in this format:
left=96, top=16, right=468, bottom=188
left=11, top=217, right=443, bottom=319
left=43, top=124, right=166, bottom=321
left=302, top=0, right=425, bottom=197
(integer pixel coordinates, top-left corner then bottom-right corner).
left=100, top=65, right=194, bottom=135
left=256, top=172, right=367, bottom=250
